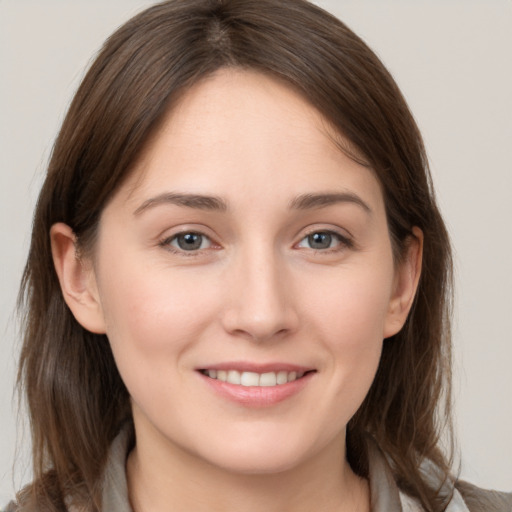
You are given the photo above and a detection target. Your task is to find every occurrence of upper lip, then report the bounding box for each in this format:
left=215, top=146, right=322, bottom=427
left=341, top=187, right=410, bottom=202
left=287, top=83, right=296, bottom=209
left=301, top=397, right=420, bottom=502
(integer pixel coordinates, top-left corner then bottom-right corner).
left=196, top=361, right=315, bottom=373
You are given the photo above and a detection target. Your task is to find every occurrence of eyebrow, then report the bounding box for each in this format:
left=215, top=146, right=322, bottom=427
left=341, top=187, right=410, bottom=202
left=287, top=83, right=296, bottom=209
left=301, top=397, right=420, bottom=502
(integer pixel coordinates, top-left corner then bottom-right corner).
left=133, top=192, right=228, bottom=215
left=133, top=190, right=371, bottom=216
left=289, top=192, right=371, bottom=213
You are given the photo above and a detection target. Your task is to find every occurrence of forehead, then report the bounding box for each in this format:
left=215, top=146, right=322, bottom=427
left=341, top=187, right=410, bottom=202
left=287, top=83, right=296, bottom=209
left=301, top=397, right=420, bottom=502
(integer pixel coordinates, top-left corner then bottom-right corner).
left=117, top=68, right=383, bottom=214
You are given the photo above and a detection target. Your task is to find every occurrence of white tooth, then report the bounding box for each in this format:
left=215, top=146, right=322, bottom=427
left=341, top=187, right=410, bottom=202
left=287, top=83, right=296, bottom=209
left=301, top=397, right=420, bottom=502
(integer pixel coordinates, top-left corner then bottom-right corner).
left=240, top=371, right=260, bottom=387
left=276, top=371, right=288, bottom=385
left=288, top=371, right=297, bottom=382
left=260, top=372, right=277, bottom=386
left=208, top=369, right=217, bottom=379
left=227, top=370, right=241, bottom=385
left=217, top=370, right=227, bottom=382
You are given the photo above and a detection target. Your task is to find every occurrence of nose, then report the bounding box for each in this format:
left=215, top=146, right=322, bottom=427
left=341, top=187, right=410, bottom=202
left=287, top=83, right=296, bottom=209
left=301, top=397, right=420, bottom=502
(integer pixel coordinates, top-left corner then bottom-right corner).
left=221, top=246, right=299, bottom=342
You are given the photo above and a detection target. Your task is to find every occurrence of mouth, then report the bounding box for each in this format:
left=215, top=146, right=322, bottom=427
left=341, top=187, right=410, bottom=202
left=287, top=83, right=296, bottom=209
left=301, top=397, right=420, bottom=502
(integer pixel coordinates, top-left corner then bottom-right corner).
left=196, top=362, right=316, bottom=406
left=199, top=369, right=315, bottom=387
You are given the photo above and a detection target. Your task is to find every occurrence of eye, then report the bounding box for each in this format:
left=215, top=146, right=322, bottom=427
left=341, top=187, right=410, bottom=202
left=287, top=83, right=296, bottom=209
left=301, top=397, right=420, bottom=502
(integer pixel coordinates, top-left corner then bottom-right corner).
left=167, top=232, right=212, bottom=252
left=297, top=231, right=350, bottom=251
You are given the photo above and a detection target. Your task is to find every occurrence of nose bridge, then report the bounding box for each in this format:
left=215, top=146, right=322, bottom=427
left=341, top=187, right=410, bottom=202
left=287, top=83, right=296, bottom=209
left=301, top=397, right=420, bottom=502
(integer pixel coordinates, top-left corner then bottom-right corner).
left=222, top=241, right=298, bottom=341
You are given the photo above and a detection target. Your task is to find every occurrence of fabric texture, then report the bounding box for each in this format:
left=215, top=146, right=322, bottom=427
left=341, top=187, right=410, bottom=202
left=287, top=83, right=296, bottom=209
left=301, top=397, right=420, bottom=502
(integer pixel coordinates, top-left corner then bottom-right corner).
left=4, top=428, right=511, bottom=511
left=98, top=428, right=507, bottom=512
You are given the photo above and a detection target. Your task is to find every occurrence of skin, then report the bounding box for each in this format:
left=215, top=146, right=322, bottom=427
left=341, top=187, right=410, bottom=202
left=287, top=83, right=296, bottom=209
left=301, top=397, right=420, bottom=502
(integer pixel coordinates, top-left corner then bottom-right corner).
left=51, top=69, right=422, bottom=512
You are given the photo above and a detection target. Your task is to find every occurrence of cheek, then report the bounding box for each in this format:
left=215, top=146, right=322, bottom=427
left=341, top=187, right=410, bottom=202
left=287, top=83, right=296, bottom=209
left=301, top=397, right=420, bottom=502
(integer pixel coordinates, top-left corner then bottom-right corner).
left=96, top=255, right=220, bottom=370
left=306, top=264, right=394, bottom=347
left=301, top=264, right=393, bottom=412
left=96, top=260, right=225, bottom=429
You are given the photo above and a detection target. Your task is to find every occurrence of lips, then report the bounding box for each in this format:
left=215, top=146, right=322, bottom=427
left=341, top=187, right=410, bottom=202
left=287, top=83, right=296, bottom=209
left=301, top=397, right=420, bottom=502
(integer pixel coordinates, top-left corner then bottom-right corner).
left=197, top=363, right=316, bottom=407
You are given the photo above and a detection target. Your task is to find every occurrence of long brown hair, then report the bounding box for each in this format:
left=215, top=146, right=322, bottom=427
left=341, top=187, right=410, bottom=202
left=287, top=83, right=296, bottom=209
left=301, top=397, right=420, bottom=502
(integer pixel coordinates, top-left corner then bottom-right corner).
left=17, top=0, right=453, bottom=510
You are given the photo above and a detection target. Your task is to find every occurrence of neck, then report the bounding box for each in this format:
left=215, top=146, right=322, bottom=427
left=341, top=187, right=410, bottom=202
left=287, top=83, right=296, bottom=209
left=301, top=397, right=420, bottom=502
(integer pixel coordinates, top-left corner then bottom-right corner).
left=126, top=418, right=369, bottom=512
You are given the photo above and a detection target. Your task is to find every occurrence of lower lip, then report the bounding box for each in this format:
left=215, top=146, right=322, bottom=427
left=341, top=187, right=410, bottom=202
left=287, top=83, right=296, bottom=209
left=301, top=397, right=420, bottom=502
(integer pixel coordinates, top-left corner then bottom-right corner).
left=198, top=372, right=314, bottom=407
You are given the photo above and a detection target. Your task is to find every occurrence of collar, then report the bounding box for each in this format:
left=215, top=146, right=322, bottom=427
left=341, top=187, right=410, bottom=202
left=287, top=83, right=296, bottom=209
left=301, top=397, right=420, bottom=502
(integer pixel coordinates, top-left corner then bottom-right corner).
left=101, top=427, right=469, bottom=512
left=366, top=439, right=469, bottom=512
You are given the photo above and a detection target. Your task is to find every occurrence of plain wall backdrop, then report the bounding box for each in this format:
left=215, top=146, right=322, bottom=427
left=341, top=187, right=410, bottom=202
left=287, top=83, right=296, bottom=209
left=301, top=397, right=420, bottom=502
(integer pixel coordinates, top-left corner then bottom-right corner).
left=1, top=0, right=511, bottom=503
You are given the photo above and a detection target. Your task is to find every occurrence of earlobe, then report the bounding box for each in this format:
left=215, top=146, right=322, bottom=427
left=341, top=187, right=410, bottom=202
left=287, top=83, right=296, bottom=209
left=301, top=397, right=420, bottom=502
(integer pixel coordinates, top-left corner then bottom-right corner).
left=383, top=227, right=423, bottom=338
left=50, top=223, right=106, bottom=334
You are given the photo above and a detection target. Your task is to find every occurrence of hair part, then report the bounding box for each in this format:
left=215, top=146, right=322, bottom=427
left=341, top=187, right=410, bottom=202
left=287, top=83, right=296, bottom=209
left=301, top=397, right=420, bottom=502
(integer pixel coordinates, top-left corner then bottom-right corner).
left=18, top=1, right=454, bottom=510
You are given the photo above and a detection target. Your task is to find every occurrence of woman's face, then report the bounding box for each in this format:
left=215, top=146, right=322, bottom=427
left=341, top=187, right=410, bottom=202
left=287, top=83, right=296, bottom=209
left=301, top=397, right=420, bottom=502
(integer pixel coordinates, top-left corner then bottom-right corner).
left=67, top=69, right=419, bottom=474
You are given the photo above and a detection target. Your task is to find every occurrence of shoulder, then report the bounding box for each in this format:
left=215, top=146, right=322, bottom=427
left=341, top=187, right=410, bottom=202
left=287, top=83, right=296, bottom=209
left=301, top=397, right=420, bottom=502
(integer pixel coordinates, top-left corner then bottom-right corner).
left=2, top=498, right=88, bottom=512
left=456, top=480, right=512, bottom=512
left=2, top=502, right=19, bottom=512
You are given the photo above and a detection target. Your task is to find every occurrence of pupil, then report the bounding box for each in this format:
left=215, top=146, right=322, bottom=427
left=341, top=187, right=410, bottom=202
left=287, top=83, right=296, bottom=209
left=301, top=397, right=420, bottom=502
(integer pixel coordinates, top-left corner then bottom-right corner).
left=178, top=233, right=202, bottom=250
left=309, top=232, right=331, bottom=249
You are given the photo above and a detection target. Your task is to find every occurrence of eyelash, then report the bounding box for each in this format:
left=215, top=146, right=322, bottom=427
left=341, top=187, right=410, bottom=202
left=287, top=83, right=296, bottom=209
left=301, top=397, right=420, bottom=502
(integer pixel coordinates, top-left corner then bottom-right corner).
left=159, top=231, right=215, bottom=257
left=296, top=229, right=354, bottom=253
left=159, top=229, right=353, bottom=257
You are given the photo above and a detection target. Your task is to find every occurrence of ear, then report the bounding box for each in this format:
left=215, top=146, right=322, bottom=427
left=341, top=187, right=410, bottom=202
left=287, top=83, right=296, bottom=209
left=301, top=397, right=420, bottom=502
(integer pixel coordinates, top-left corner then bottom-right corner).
left=383, top=227, right=423, bottom=338
left=50, top=223, right=106, bottom=334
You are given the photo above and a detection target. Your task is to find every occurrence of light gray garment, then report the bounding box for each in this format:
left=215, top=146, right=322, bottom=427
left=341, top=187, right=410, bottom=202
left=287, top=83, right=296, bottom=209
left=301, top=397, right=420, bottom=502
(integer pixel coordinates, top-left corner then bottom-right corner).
left=101, top=429, right=470, bottom=512
left=4, top=428, right=510, bottom=511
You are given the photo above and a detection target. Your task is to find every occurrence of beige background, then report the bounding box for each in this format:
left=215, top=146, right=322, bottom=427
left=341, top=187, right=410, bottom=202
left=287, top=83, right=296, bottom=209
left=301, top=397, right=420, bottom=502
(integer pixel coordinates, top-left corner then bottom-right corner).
left=1, top=0, right=511, bottom=502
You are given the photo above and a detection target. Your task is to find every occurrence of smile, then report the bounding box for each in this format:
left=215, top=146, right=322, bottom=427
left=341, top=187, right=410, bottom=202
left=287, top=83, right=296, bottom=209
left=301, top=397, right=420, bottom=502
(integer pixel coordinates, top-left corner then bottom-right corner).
left=197, top=363, right=316, bottom=407
left=200, top=369, right=308, bottom=387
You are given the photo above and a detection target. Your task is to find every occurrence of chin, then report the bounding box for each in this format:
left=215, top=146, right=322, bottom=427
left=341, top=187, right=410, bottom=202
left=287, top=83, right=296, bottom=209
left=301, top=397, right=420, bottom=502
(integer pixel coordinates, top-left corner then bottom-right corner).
left=206, top=448, right=307, bottom=475
left=190, top=428, right=328, bottom=476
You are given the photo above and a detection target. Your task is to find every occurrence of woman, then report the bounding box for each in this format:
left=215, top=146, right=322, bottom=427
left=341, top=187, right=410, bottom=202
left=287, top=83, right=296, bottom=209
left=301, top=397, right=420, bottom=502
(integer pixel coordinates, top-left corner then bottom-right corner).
left=6, top=0, right=511, bottom=511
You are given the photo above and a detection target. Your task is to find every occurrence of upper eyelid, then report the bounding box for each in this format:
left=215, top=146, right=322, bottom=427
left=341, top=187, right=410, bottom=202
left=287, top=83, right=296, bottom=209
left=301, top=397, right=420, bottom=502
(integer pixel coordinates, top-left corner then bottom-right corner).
left=159, top=232, right=218, bottom=258
left=162, top=231, right=215, bottom=245
left=157, top=224, right=353, bottom=248
left=159, top=224, right=218, bottom=242
left=172, top=233, right=212, bottom=251
left=294, top=228, right=355, bottom=251
left=297, top=225, right=353, bottom=241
